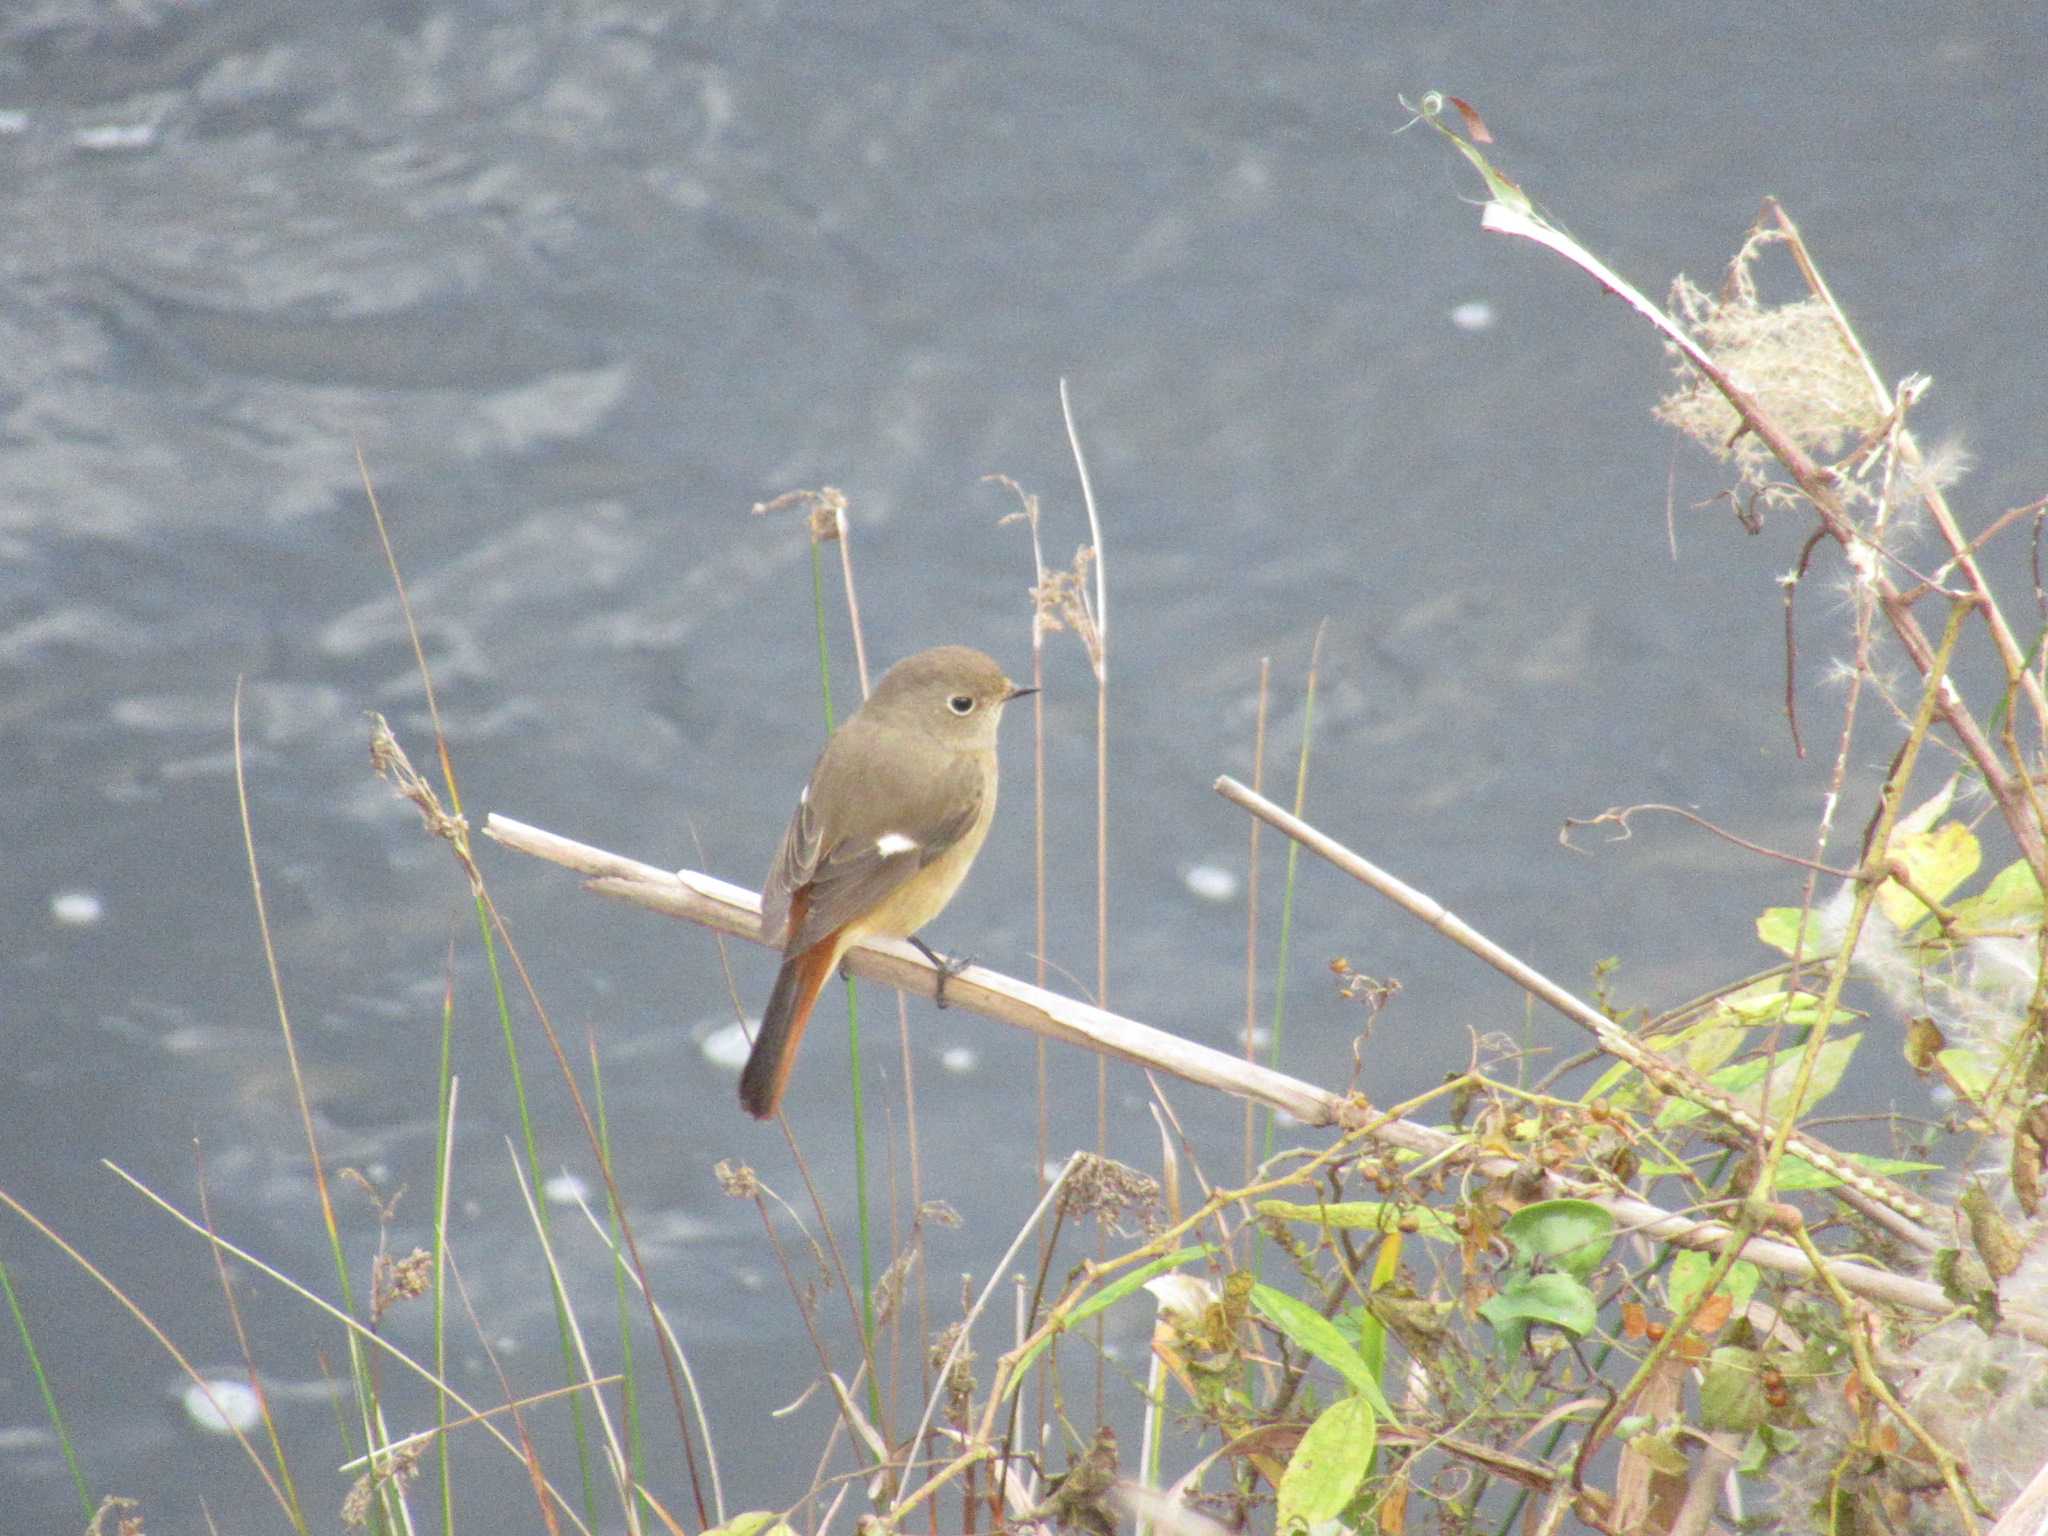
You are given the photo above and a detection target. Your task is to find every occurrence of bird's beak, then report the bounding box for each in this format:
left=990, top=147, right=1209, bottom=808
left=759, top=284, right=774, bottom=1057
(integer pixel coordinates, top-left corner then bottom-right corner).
left=1005, top=682, right=1038, bottom=702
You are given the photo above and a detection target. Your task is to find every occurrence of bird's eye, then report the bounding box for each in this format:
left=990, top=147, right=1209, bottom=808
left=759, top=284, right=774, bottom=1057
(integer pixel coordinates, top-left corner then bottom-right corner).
left=948, top=693, right=975, bottom=715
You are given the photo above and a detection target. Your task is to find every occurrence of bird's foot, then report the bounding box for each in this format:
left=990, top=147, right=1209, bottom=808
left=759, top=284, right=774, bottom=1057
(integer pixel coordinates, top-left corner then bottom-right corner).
left=910, top=936, right=972, bottom=1008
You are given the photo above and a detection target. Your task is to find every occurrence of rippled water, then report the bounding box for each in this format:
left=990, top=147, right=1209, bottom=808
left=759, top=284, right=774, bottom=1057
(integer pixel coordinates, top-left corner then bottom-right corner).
left=2, top=2, right=2039, bottom=1527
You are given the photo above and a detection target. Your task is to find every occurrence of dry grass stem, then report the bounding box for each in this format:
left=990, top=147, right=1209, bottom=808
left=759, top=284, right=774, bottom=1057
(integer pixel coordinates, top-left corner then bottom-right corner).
left=1213, top=775, right=1937, bottom=1235
left=95, top=1163, right=598, bottom=1518
left=503, top=1142, right=641, bottom=1534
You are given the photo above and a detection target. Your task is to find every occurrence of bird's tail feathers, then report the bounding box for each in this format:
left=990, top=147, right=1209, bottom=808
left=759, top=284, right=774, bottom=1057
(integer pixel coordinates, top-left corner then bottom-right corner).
left=739, top=932, right=843, bottom=1119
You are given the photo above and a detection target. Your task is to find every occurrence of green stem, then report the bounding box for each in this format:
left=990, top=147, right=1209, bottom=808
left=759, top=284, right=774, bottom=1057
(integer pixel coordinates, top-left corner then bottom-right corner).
left=807, top=538, right=885, bottom=1438
left=0, top=1251, right=92, bottom=1519
left=431, top=970, right=457, bottom=1536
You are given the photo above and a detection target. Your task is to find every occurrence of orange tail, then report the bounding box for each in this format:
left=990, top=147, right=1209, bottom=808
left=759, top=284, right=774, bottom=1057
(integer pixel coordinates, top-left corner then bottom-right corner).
left=739, top=931, right=844, bottom=1119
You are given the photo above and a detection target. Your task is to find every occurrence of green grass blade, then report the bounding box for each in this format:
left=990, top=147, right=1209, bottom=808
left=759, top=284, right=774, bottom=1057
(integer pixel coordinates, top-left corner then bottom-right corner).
left=0, top=1251, right=92, bottom=1519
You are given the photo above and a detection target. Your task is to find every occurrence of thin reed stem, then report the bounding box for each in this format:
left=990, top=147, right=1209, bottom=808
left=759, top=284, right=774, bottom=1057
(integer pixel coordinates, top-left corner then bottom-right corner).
left=233, top=680, right=389, bottom=1509
left=1243, top=656, right=1271, bottom=1190
left=431, top=1067, right=460, bottom=1534
left=993, top=471, right=1056, bottom=1473
left=1060, top=378, right=1113, bottom=1425
left=357, top=451, right=613, bottom=1524
left=800, top=524, right=891, bottom=1442
left=1261, top=626, right=1325, bottom=1174
left=589, top=1035, right=652, bottom=1526
left=194, top=1142, right=308, bottom=1534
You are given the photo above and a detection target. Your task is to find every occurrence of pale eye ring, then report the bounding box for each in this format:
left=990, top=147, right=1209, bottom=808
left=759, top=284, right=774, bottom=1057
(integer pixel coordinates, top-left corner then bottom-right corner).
left=948, top=693, right=975, bottom=715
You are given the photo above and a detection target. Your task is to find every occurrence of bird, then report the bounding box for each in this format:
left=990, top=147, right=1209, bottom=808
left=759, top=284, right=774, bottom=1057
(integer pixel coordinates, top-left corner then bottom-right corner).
left=739, top=644, right=1032, bottom=1118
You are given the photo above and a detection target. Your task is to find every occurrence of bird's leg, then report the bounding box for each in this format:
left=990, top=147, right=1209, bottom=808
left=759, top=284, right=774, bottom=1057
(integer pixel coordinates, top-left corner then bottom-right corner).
left=909, top=936, right=971, bottom=1008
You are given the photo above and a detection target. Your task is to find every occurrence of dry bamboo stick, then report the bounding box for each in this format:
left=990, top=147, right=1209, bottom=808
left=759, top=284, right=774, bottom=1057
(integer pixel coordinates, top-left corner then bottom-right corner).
left=483, top=814, right=1336, bottom=1125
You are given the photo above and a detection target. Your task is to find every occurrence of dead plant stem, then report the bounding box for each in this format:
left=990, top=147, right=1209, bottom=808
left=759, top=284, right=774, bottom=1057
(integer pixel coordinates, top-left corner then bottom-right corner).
left=1211, top=776, right=1935, bottom=1233
left=484, top=815, right=2048, bottom=1334
left=1244, top=656, right=1271, bottom=1189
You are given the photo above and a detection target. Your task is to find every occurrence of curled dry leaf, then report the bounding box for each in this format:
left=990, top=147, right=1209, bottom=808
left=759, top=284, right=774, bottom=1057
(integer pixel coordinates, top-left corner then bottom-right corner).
left=1447, top=95, right=1493, bottom=143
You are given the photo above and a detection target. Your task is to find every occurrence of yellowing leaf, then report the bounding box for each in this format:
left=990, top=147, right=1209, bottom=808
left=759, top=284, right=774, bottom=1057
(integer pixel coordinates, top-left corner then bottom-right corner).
left=1668, top=1252, right=1761, bottom=1316
left=1721, top=982, right=1801, bottom=1023
left=1904, top=1016, right=1945, bottom=1072
left=1937, top=1046, right=1997, bottom=1104
left=1878, top=820, right=1979, bottom=929
left=1683, top=1021, right=1749, bottom=1077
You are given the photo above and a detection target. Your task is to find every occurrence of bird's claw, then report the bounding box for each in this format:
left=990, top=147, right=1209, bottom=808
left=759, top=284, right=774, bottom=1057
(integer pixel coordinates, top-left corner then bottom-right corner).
left=910, top=936, right=972, bottom=1009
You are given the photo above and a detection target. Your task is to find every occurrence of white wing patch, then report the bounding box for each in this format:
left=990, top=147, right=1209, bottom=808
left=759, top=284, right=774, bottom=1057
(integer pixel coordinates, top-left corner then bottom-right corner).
left=875, top=832, right=919, bottom=857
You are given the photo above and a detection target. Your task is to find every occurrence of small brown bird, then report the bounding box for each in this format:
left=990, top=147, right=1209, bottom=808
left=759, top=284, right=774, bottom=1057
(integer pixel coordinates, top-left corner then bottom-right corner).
left=740, top=645, right=1032, bottom=1119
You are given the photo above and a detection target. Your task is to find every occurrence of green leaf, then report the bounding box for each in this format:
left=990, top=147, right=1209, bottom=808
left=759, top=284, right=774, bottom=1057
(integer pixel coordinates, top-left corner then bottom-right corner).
left=1352, top=1302, right=1387, bottom=1383
left=1668, top=1251, right=1762, bottom=1318
left=1950, top=858, right=2046, bottom=932
left=1667, top=1250, right=1711, bottom=1314
left=1627, top=1426, right=1690, bottom=1477
left=1700, top=1346, right=1768, bottom=1432
left=704, top=1516, right=797, bottom=1536
left=1587, top=994, right=1804, bottom=1106
left=1755, top=906, right=1809, bottom=956
left=1251, top=1284, right=1396, bottom=1420
left=1478, top=1272, right=1597, bottom=1345
left=1582, top=1051, right=1647, bottom=1105
left=1255, top=1199, right=1458, bottom=1242
left=1275, top=1393, right=1377, bottom=1531
left=1681, top=1021, right=1750, bottom=1078
left=1656, top=1033, right=1862, bottom=1129
left=1775, top=1152, right=1943, bottom=1192
left=1501, top=1200, right=1615, bottom=1281
left=1720, top=983, right=1803, bottom=1024
left=1722, top=1260, right=1760, bottom=1317
left=1007, top=1247, right=1213, bottom=1384
left=1737, top=1423, right=1801, bottom=1477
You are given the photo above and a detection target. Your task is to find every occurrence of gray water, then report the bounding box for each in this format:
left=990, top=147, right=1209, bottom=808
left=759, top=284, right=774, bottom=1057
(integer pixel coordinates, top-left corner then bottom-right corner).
left=3, top=2, right=2043, bottom=1529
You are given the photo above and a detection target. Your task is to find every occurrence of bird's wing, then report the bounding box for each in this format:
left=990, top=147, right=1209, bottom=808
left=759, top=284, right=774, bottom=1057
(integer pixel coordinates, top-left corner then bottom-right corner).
left=757, top=790, right=821, bottom=950
left=761, top=728, right=985, bottom=957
